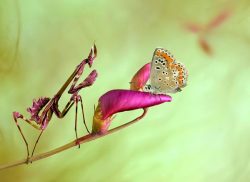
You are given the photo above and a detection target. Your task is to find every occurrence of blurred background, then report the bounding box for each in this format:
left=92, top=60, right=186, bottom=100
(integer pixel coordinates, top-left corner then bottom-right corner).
left=0, top=0, right=250, bottom=181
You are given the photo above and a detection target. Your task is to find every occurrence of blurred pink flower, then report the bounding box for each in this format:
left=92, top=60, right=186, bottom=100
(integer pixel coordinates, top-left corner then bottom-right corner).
left=92, top=89, right=172, bottom=134
left=185, top=9, right=232, bottom=55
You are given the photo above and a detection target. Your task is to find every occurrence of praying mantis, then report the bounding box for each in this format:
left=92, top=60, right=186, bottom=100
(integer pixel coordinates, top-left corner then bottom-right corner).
left=13, top=44, right=97, bottom=162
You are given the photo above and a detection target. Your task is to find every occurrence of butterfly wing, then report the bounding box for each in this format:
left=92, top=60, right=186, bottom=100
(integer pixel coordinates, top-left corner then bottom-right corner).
left=149, top=48, right=188, bottom=94
left=150, top=49, right=167, bottom=93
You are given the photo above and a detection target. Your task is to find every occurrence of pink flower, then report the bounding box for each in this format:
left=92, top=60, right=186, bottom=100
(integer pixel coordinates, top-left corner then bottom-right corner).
left=130, top=63, right=151, bottom=91
left=92, top=89, right=172, bottom=134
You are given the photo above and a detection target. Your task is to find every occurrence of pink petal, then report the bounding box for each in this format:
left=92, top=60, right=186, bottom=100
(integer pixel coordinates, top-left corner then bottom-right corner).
left=99, top=89, right=172, bottom=120
left=130, top=63, right=151, bottom=91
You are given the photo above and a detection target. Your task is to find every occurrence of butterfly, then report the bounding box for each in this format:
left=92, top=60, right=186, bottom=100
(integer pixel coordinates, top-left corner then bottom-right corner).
left=145, top=48, right=188, bottom=94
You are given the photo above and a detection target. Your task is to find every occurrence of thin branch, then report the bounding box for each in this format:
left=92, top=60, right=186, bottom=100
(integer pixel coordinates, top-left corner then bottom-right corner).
left=0, top=109, right=148, bottom=171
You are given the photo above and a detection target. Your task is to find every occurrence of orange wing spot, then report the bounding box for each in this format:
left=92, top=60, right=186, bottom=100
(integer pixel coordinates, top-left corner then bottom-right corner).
left=178, top=70, right=183, bottom=77
left=178, top=69, right=184, bottom=86
left=178, top=79, right=183, bottom=86
left=162, top=53, right=167, bottom=59
left=155, top=50, right=175, bottom=65
left=155, top=51, right=161, bottom=57
left=165, top=55, right=174, bottom=65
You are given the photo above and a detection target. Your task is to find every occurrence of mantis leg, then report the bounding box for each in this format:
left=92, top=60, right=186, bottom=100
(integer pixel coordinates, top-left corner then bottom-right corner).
left=53, top=44, right=97, bottom=102
left=53, top=95, right=89, bottom=148
left=53, top=99, right=74, bottom=118
left=31, top=109, right=53, bottom=158
left=52, top=70, right=97, bottom=118
left=49, top=47, right=97, bottom=146
left=68, top=70, right=97, bottom=138
left=73, top=94, right=90, bottom=148
left=79, top=96, right=90, bottom=134
left=13, top=112, right=40, bottom=160
left=53, top=70, right=97, bottom=132
left=31, top=130, right=44, bottom=158
left=68, top=69, right=97, bottom=94
left=68, top=72, right=96, bottom=135
left=74, top=97, right=80, bottom=148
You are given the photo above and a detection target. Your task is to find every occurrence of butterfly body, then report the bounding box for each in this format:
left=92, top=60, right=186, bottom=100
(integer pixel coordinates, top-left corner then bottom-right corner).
left=147, top=48, right=188, bottom=94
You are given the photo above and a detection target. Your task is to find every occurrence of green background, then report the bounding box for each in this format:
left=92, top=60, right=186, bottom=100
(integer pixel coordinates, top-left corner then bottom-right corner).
left=1, top=0, right=250, bottom=181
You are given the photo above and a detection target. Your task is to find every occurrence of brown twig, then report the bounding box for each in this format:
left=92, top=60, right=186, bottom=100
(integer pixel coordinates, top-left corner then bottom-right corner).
left=0, top=109, right=148, bottom=171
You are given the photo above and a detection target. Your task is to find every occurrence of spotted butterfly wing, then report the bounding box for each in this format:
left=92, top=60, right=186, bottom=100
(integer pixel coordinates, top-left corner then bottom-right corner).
left=149, top=48, right=188, bottom=94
